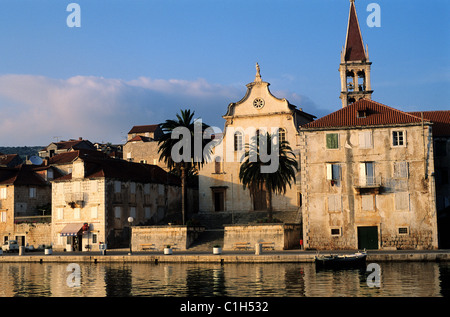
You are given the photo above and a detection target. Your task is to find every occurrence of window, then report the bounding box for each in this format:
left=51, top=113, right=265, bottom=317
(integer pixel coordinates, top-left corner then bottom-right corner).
left=393, top=162, right=409, bottom=179
left=331, top=228, right=341, bottom=236
left=392, top=130, right=406, bottom=147
left=359, top=131, right=372, bottom=148
left=74, top=208, right=81, bottom=219
left=47, top=169, right=54, bottom=181
left=326, top=163, right=340, bottom=181
left=359, top=162, right=375, bottom=186
left=0, top=188, right=7, bottom=199
left=114, top=181, right=121, bottom=193
left=0, top=212, right=6, bottom=222
left=144, top=207, right=151, bottom=219
left=361, top=195, right=374, bottom=211
left=91, top=206, right=98, bottom=219
left=395, top=193, right=410, bottom=211
left=92, top=234, right=97, bottom=244
left=29, top=187, right=36, bottom=198
left=57, top=208, right=64, bottom=220
left=114, top=206, right=122, bottom=219
left=398, top=227, right=409, bottom=235
left=130, top=207, right=136, bottom=219
left=328, top=195, right=342, bottom=212
left=144, top=184, right=150, bottom=195
left=214, top=156, right=222, bottom=174
left=130, top=182, right=136, bottom=194
left=278, top=128, right=286, bottom=144
left=234, top=131, right=243, bottom=151
left=326, top=133, right=339, bottom=149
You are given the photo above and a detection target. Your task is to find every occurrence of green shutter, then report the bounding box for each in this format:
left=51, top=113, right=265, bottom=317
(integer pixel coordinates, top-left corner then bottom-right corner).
left=326, top=133, right=338, bottom=149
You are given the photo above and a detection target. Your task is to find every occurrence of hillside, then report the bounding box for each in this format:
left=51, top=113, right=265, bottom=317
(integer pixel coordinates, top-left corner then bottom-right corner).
left=0, top=146, right=43, bottom=160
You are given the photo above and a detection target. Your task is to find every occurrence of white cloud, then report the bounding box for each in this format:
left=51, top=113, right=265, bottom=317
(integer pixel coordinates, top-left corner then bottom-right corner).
left=0, top=74, right=319, bottom=146
left=0, top=74, right=244, bottom=146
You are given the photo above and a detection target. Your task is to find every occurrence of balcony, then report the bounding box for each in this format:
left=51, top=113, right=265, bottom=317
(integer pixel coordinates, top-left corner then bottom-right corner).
left=64, top=192, right=85, bottom=207
left=354, top=176, right=382, bottom=194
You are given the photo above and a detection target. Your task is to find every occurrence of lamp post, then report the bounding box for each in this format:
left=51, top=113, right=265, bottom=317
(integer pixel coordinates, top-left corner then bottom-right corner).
left=127, top=217, right=134, bottom=255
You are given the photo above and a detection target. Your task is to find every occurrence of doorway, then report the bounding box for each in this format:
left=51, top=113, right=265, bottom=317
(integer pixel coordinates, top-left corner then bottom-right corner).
left=357, top=226, right=378, bottom=249
left=252, top=189, right=267, bottom=211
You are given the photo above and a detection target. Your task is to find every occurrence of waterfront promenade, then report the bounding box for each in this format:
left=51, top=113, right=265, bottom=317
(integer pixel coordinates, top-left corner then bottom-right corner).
left=1, top=249, right=449, bottom=264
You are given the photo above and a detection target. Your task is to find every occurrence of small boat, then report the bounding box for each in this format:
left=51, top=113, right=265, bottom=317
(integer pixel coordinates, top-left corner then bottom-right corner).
left=315, top=251, right=367, bottom=269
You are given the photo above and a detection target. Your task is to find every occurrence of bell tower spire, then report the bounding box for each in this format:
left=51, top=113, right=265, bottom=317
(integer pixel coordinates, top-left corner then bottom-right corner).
left=339, top=0, right=373, bottom=107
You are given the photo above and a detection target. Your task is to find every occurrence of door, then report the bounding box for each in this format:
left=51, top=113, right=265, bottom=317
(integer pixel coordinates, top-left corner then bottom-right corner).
left=357, top=226, right=378, bottom=249
left=253, top=189, right=267, bottom=211
left=214, top=191, right=224, bottom=212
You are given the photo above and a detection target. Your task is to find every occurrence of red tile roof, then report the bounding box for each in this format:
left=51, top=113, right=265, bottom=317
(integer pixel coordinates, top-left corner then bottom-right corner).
left=54, top=156, right=180, bottom=186
left=409, top=111, right=450, bottom=137
left=344, top=1, right=367, bottom=62
left=127, top=135, right=152, bottom=143
left=128, top=124, right=160, bottom=134
left=301, top=99, right=429, bottom=130
left=48, top=150, right=107, bottom=165
left=0, top=165, right=49, bottom=186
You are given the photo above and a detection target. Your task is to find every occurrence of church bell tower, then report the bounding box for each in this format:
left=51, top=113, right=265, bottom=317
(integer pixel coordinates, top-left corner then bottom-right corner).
left=339, top=0, right=373, bottom=108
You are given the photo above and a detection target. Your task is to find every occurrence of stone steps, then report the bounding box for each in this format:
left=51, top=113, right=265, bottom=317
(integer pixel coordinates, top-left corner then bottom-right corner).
left=188, top=229, right=224, bottom=251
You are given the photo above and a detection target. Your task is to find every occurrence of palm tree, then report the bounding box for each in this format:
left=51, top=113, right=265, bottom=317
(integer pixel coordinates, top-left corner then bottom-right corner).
left=158, top=109, right=211, bottom=224
left=239, top=131, right=298, bottom=222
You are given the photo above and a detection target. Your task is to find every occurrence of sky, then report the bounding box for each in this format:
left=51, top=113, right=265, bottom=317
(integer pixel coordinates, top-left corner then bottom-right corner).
left=0, top=0, right=448, bottom=146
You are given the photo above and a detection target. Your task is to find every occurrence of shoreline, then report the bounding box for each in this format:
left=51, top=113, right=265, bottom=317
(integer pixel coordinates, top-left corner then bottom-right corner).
left=1, top=249, right=449, bottom=264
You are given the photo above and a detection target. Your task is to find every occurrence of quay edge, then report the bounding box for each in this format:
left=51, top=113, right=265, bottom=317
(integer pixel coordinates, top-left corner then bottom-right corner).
left=0, top=251, right=450, bottom=263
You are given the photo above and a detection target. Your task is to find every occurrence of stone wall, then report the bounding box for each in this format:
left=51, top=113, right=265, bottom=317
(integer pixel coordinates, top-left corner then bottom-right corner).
left=14, top=222, right=52, bottom=247
left=131, top=225, right=205, bottom=251
left=223, top=223, right=301, bottom=250
left=300, top=124, right=439, bottom=250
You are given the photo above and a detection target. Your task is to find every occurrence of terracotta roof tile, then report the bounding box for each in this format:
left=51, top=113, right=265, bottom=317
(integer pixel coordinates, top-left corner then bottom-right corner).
left=301, top=99, right=428, bottom=130
left=128, top=124, right=160, bottom=134
left=409, top=111, right=450, bottom=137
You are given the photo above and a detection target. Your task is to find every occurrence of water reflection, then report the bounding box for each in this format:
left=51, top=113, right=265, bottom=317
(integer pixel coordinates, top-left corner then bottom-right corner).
left=0, top=262, right=448, bottom=297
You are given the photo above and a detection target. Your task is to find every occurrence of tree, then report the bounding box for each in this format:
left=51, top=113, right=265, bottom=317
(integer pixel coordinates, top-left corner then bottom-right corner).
left=158, top=109, right=212, bottom=224
left=239, top=131, right=298, bottom=222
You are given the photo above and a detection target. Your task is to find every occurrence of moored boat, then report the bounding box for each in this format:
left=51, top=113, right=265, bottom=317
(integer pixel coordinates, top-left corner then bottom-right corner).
left=315, top=251, right=367, bottom=269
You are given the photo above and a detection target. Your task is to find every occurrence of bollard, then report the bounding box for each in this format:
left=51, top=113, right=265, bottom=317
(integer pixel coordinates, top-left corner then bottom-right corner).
left=19, top=246, right=25, bottom=256
left=255, top=243, right=262, bottom=255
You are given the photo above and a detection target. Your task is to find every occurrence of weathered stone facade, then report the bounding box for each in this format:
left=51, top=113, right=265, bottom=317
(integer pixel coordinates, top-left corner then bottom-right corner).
left=51, top=156, right=183, bottom=251
left=0, top=165, right=54, bottom=247
left=299, top=100, right=439, bottom=250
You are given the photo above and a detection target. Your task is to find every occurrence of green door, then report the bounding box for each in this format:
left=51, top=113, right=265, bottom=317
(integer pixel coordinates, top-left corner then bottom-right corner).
left=357, top=226, right=378, bottom=249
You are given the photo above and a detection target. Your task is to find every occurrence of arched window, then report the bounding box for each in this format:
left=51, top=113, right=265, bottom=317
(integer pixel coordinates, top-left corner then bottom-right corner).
left=278, top=128, right=286, bottom=144
left=234, top=131, right=243, bottom=151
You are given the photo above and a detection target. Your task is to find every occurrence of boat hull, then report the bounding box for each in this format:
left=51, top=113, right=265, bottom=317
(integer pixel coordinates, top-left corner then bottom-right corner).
left=315, top=252, right=367, bottom=269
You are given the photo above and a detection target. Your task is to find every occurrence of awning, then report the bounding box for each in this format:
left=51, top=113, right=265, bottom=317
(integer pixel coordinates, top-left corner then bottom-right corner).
left=60, top=223, right=84, bottom=236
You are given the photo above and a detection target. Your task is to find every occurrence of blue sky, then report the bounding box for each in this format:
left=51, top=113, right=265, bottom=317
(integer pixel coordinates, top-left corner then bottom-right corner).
left=0, top=0, right=448, bottom=146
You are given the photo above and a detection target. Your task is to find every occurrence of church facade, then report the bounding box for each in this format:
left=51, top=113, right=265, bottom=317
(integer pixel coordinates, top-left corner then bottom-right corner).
left=198, top=65, right=315, bottom=219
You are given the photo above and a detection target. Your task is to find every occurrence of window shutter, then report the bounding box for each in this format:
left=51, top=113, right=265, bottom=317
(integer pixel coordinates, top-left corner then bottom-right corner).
left=326, top=164, right=333, bottom=180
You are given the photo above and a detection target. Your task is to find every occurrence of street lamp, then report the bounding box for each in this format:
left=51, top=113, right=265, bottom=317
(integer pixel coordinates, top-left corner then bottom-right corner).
left=128, top=217, right=134, bottom=255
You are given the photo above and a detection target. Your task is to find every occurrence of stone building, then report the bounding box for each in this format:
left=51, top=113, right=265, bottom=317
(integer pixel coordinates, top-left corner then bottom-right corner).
left=38, top=137, right=96, bottom=158
left=123, top=124, right=167, bottom=170
left=0, top=164, right=59, bottom=248
left=299, top=99, right=440, bottom=250
left=51, top=155, right=182, bottom=251
left=198, top=64, right=315, bottom=221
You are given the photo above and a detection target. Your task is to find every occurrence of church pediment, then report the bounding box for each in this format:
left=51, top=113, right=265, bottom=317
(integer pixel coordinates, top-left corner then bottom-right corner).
left=223, top=64, right=294, bottom=120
